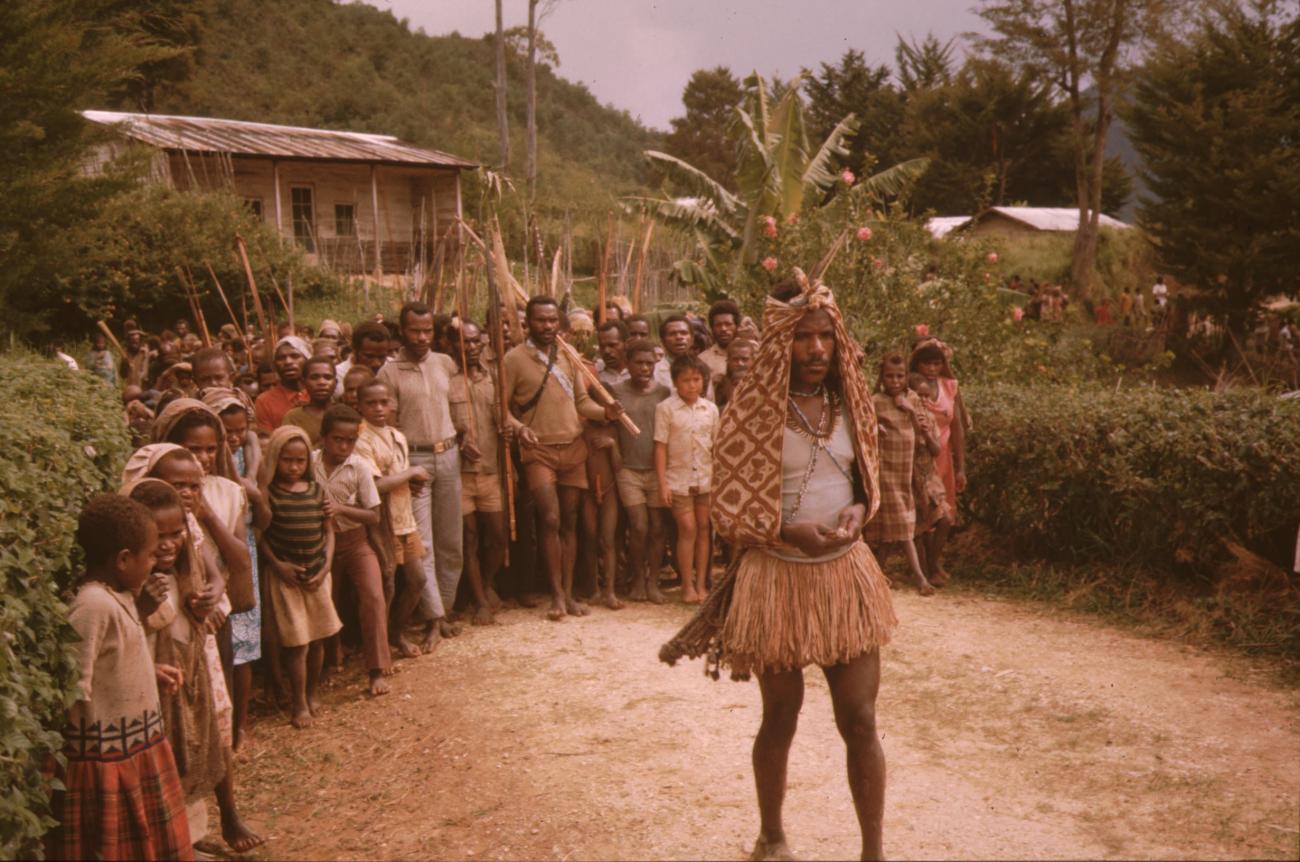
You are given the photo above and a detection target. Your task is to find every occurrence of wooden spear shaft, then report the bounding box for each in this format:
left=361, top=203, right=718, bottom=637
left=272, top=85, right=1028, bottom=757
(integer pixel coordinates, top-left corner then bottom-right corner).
left=484, top=247, right=517, bottom=546
left=235, top=234, right=272, bottom=348
left=555, top=334, right=640, bottom=436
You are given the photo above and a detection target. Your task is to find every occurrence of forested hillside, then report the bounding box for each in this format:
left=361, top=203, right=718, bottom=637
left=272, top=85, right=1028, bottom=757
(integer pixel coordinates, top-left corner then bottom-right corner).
left=114, top=0, right=661, bottom=212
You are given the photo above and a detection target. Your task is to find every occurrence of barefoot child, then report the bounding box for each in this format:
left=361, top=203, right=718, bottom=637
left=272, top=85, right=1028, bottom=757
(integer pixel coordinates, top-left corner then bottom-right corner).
left=124, top=477, right=263, bottom=855
left=354, top=379, right=431, bottom=656
left=284, top=356, right=338, bottom=444
left=259, top=425, right=341, bottom=727
left=908, top=373, right=951, bottom=573
left=613, top=340, right=671, bottom=603
left=315, top=404, right=391, bottom=696
left=203, top=388, right=271, bottom=750
left=47, top=495, right=192, bottom=862
left=864, top=355, right=938, bottom=596
left=654, top=355, right=719, bottom=604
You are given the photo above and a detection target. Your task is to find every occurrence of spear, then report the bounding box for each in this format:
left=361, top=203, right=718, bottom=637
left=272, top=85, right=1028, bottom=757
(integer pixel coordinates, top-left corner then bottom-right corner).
left=235, top=234, right=273, bottom=348
left=484, top=245, right=517, bottom=546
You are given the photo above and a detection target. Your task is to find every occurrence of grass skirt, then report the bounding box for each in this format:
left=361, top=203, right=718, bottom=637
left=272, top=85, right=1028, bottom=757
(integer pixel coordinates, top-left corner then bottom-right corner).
left=661, top=541, right=896, bottom=680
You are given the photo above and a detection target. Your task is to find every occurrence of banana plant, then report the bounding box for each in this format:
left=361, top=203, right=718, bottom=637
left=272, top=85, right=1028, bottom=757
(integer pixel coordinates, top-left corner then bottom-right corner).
left=628, top=72, right=928, bottom=296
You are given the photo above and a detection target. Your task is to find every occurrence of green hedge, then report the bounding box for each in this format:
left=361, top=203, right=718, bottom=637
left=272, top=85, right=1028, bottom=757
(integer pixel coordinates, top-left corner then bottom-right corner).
left=963, top=384, right=1300, bottom=577
left=0, top=353, right=131, bottom=860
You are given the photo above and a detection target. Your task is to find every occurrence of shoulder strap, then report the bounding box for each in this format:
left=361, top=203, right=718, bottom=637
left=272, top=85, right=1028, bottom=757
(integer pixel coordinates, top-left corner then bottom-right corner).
left=511, top=344, right=556, bottom=421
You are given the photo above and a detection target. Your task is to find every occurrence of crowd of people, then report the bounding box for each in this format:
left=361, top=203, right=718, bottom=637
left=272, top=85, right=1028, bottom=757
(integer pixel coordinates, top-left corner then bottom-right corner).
left=48, top=288, right=969, bottom=859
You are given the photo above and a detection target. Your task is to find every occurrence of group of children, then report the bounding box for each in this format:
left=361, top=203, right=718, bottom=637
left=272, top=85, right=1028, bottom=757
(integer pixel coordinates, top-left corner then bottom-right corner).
left=50, top=298, right=967, bottom=858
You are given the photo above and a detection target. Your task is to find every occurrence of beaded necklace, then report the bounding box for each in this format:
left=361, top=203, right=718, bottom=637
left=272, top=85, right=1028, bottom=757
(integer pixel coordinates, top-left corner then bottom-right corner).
left=785, top=389, right=853, bottom=521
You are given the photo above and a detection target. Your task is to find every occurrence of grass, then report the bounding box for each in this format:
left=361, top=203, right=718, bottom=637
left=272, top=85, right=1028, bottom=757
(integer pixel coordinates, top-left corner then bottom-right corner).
left=948, top=526, right=1300, bottom=685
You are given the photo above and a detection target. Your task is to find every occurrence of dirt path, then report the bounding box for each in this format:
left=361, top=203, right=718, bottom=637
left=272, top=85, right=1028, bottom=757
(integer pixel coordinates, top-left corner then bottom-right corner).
left=234, top=592, right=1300, bottom=860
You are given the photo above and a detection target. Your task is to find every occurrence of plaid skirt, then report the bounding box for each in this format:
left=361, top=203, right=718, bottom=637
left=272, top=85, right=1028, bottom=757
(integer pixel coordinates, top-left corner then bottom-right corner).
left=47, top=730, right=193, bottom=861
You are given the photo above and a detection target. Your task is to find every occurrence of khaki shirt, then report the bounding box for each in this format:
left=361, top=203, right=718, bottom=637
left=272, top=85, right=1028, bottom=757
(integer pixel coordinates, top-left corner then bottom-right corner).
left=698, top=344, right=728, bottom=381
left=450, top=367, right=501, bottom=475
left=502, top=341, right=605, bottom=445
left=376, top=348, right=461, bottom=447
left=653, top=393, right=719, bottom=495
left=313, top=452, right=382, bottom=533
left=355, top=423, right=417, bottom=536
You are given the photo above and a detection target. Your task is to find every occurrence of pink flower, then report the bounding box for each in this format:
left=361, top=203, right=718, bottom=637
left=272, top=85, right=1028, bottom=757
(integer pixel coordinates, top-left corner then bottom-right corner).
left=761, top=256, right=778, bottom=272
left=986, top=251, right=999, bottom=264
left=914, top=324, right=930, bottom=337
left=872, top=257, right=885, bottom=270
left=763, top=215, right=778, bottom=238
left=983, top=271, right=992, bottom=283
left=1012, top=306, right=1024, bottom=321
left=840, top=168, right=856, bottom=185
left=856, top=226, right=873, bottom=242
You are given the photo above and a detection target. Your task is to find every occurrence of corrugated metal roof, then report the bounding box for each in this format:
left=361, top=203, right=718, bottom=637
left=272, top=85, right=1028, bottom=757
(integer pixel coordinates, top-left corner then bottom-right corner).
left=926, top=216, right=969, bottom=238
left=82, top=110, right=478, bottom=169
left=981, top=206, right=1130, bottom=231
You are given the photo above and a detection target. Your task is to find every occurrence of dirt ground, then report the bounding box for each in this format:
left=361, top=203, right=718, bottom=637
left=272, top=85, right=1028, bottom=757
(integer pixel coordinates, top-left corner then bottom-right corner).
left=230, top=589, right=1300, bottom=861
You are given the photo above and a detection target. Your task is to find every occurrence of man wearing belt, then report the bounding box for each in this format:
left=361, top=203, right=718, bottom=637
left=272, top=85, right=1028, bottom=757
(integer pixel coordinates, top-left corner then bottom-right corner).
left=378, top=301, right=479, bottom=650
left=503, top=296, right=625, bottom=621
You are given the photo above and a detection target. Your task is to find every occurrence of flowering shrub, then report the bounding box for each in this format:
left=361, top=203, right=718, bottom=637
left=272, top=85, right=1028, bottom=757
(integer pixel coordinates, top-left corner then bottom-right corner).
left=0, top=353, right=132, bottom=858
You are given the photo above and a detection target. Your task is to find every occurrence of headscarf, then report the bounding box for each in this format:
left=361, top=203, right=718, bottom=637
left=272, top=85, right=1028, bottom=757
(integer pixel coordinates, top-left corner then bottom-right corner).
left=711, top=269, right=880, bottom=548
left=121, top=442, right=202, bottom=488
left=317, top=319, right=341, bottom=339
left=275, top=335, right=313, bottom=361
left=151, top=398, right=235, bottom=480
left=259, top=424, right=314, bottom=491
left=200, top=386, right=253, bottom=421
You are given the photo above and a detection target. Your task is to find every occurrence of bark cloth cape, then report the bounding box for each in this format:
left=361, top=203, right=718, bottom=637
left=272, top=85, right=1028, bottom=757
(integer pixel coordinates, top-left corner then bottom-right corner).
left=660, top=269, right=896, bottom=680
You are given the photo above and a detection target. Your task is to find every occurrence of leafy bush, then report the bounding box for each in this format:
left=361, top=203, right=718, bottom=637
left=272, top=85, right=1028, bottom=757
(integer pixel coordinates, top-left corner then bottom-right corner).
left=963, top=383, right=1300, bottom=576
left=0, top=353, right=132, bottom=859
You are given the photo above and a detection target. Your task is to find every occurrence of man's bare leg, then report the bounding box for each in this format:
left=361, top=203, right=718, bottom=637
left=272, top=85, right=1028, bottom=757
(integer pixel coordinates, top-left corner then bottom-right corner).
left=645, top=506, right=667, bottom=603
left=625, top=504, right=651, bottom=601
left=558, top=485, right=588, bottom=616
left=462, top=512, right=495, bottom=625
left=531, top=480, right=567, bottom=620
left=823, top=651, right=886, bottom=862
left=478, top=509, right=507, bottom=616
left=598, top=487, right=622, bottom=610
left=752, top=668, right=804, bottom=861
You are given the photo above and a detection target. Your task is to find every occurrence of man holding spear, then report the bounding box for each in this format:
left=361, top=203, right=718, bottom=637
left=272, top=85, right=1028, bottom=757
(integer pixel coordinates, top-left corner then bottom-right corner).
left=501, top=296, right=627, bottom=621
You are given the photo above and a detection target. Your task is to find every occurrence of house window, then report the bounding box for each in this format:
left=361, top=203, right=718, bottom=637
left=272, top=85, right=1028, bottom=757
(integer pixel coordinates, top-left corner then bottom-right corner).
left=335, top=203, right=356, bottom=237
left=244, top=198, right=263, bottom=219
left=291, top=186, right=315, bottom=251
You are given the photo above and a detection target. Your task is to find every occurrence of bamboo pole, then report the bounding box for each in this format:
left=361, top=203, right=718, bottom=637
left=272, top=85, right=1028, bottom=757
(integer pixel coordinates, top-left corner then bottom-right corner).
left=483, top=247, right=517, bottom=546
left=181, top=265, right=213, bottom=347
left=597, top=213, right=614, bottom=311
left=632, top=219, right=655, bottom=314
left=235, top=234, right=273, bottom=348
left=96, top=320, right=127, bottom=360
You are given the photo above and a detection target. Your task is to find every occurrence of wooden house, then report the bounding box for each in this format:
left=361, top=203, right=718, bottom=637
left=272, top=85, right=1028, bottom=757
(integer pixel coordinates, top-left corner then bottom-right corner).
left=82, top=110, right=477, bottom=278
left=927, top=206, right=1131, bottom=240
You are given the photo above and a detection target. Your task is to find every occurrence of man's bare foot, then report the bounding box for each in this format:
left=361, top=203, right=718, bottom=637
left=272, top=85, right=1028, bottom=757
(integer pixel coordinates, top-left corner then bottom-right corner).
left=646, top=583, right=666, bottom=604
left=368, top=671, right=390, bottom=697
left=519, top=592, right=544, bottom=608
left=307, top=693, right=321, bottom=716
left=681, top=588, right=700, bottom=603
left=915, top=576, right=936, bottom=596
left=232, top=728, right=246, bottom=752
left=628, top=580, right=648, bottom=601
left=565, top=597, right=590, bottom=617
left=420, top=626, right=441, bottom=654
left=486, top=588, right=504, bottom=610
left=221, top=811, right=265, bottom=853
left=438, top=618, right=463, bottom=638
left=291, top=707, right=312, bottom=729
left=930, top=567, right=951, bottom=587
left=546, top=601, right=566, bottom=622
left=472, top=606, right=496, bottom=626
left=499, top=597, right=520, bottom=610
left=600, top=593, right=624, bottom=610
left=394, top=636, right=422, bottom=659
left=750, top=836, right=796, bottom=861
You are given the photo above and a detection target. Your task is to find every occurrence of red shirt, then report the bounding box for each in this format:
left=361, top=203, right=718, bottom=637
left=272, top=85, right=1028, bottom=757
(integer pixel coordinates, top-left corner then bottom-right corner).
left=254, top=383, right=308, bottom=433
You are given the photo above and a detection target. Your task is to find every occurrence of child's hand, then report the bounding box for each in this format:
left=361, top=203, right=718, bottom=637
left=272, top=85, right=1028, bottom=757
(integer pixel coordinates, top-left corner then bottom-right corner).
left=894, top=394, right=916, bottom=415
left=136, top=573, right=169, bottom=618
left=155, top=664, right=183, bottom=695
left=322, top=497, right=337, bottom=522
left=273, top=559, right=306, bottom=584
left=956, top=470, right=967, bottom=493
left=301, top=568, right=328, bottom=592
left=187, top=581, right=221, bottom=619
left=206, top=606, right=229, bottom=634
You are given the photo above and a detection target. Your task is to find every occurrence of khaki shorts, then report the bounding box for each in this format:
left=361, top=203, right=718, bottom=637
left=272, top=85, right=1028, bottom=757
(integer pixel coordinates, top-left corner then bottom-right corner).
left=392, top=531, right=425, bottom=565
left=520, top=436, right=589, bottom=490
left=616, top=467, right=665, bottom=508
left=461, top=471, right=503, bottom=514
left=671, top=489, right=711, bottom=513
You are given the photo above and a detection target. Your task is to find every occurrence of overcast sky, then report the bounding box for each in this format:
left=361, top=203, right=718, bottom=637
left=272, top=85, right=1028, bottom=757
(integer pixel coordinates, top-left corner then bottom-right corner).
left=366, top=0, right=988, bottom=130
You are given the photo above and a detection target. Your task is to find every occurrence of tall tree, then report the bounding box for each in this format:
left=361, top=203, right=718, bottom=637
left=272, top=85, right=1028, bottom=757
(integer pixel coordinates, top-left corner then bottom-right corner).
left=803, top=49, right=904, bottom=177
left=0, top=0, right=174, bottom=338
left=895, top=34, right=957, bottom=93
left=494, top=0, right=509, bottom=171
left=975, top=0, right=1175, bottom=297
left=662, top=67, right=744, bottom=191
left=525, top=0, right=559, bottom=199
left=1126, top=0, right=1300, bottom=336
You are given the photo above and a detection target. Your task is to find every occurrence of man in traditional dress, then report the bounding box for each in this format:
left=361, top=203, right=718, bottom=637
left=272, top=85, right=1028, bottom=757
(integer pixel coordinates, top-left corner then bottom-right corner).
left=663, top=269, right=896, bottom=862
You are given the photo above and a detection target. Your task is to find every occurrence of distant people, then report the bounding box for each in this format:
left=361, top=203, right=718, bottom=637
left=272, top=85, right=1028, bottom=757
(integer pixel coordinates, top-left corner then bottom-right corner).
left=909, top=337, right=966, bottom=587
left=1118, top=288, right=1135, bottom=326
left=1152, top=276, right=1169, bottom=326
left=700, top=299, right=741, bottom=384
left=1094, top=297, right=1112, bottom=326
left=653, top=314, right=695, bottom=390
left=86, top=331, right=118, bottom=386
left=254, top=336, right=310, bottom=433
left=713, top=338, right=756, bottom=412
left=595, top=319, right=630, bottom=388
left=625, top=314, right=652, bottom=342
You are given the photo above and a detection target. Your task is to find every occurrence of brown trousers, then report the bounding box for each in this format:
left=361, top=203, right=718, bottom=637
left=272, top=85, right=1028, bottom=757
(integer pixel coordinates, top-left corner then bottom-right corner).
left=333, top=527, right=391, bottom=673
